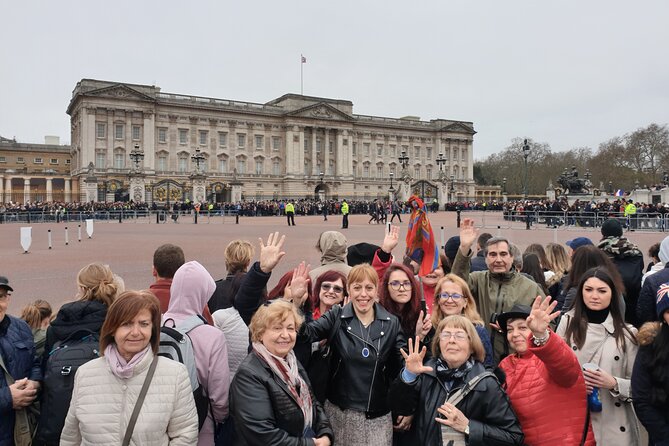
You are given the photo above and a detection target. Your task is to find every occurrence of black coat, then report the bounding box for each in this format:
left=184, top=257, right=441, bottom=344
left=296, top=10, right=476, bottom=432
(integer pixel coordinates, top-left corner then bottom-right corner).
left=388, top=360, right=524, bottom=446
left=637, top=263, right=669, bottom=325
left=230, top=351, right=334, bottom=446
left=44, top=300, right=107, bottom=359
left=632, top=341, right=669, bottom=445
left=299, top=302, right=405, bottom=418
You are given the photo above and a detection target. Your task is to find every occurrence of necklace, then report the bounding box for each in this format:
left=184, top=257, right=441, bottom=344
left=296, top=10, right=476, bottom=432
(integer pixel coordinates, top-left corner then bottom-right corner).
left=359, top=319, right=373, bottom=358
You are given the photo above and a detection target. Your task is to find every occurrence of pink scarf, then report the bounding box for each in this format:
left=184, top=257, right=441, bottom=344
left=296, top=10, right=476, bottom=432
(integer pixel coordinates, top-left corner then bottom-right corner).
left=104, top=344, right=151, bottom=379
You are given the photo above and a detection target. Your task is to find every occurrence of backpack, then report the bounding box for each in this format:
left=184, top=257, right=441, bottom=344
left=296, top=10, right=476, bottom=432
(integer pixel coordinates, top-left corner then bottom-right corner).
left=37, top=329, right=100, bottom=445
left=158, top=315, right=209, bottom=430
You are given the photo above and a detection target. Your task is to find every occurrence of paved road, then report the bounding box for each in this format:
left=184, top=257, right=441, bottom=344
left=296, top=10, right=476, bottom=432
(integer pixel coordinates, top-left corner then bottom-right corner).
left=0, top=211, right=665, bottom=315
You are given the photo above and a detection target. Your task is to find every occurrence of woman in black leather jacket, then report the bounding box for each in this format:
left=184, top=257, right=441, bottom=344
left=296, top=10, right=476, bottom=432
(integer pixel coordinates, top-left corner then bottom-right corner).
left=388, top=315, right=524, bottom=446
left=298, top=263, right=405, bottom=446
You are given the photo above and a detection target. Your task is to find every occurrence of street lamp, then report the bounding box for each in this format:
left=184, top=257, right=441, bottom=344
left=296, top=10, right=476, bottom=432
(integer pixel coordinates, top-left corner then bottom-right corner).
left=436, top=152, right=446, bottom=179
left=608, top=181, right=613, bottom=195
left=389, top=172, right=394, bottom=190
left=191, top=148, right=205, bottom=173
left=502, top=177, right=507, bottom=194
left=319, top=171, right=324, bottom=185
left=129, top=143, right=144, bottom=171
left=522, top=139, right=530, bottom=199
left=450, top=174, right=455, bottom=194
left=663, top=171, right=669, bottom=186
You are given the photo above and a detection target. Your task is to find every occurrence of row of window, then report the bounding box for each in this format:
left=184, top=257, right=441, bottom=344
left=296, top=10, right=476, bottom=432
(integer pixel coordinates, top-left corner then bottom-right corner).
left=0, top=156, right=68, bottom=165
left=349, top=143, right=468, bottom=161
left=96, top=123, right=142, bottom=141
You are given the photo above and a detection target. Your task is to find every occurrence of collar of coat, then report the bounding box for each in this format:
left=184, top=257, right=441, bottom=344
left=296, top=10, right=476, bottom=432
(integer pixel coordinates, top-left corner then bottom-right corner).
left=420, top=358, right=493, bottom=392
left=564, top=308, right=615, bottom=335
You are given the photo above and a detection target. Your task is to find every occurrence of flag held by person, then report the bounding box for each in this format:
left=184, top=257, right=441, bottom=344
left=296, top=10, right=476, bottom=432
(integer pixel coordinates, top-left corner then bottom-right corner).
left=405, top=195, right=440, bottom=277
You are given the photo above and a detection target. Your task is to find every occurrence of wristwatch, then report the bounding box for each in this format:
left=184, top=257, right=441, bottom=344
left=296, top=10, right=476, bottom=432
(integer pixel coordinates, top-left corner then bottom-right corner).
left=532, top=329, right=550, bottom=346
left=464, top=424, right=470, bottom=436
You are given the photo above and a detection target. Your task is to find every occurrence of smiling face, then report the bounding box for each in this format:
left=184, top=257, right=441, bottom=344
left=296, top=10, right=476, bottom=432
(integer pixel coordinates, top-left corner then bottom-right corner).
left=422, top=267, right=444, bottom=287
left=582, top=277, right=612, bottom=311
left=113, top=309, right=152, bottom=361
left=387, top=270, right=412, bottom=306
left=506, top=318, right=530, bottom=354
left=349, top=278, right=377, bottom=316
left=485, top=241, right=513, bottom=273
left=319, top=278, right=345, bottom=308
left=261, top=314, right=297, bottom=358
left=438, top=326, right=472, bottom=369
left=437, top=281, right=467, bottom=317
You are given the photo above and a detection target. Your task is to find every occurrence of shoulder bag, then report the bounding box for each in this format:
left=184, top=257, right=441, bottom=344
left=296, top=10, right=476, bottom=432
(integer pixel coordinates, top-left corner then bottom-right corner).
left=122, top=355, right=159, bottom=446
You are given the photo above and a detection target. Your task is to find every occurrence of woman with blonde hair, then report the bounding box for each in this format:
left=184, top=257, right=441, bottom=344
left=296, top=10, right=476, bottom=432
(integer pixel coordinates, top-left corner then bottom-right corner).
left=429, top=274, right=493, bottom=366
left=545, top=242, right=571, bottom=299
left=20, top=299, right=53, bottom=357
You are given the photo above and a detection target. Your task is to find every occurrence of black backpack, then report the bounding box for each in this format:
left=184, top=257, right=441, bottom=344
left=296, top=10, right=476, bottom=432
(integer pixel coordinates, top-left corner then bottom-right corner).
left=37, top=329, right=100, bottom=445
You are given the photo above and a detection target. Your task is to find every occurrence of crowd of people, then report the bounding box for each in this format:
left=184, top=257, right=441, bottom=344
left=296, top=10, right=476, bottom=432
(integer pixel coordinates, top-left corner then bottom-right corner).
left=3, top=212, right=669, bottom=445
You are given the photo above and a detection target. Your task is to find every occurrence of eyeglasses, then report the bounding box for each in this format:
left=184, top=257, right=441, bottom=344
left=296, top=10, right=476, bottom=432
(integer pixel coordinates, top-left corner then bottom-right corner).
left=438, top=292, right=463, bottom=301
left=388, top=280, right=412, bottom=290
left=0, top=291, right=10, bottom=301
left=439, top=331, right=469, bottom=341
left=321, top=283, right=344, bottom=294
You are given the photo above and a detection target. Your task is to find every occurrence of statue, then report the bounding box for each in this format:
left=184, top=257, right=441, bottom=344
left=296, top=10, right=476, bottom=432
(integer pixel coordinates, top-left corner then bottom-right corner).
left=557, top=169, right=591, bottom=195
left=87, top=162, right=95, bottom=175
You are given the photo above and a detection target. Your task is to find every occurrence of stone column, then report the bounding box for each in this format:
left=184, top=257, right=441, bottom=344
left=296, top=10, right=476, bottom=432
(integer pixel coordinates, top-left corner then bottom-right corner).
left=298, top=128, right=305, bottom=176
left=65, top=178, right=72, bottom=202
left=129, top=175, right=146, bottom=203
left=324, top=129, right=330, bottom=175
left=5, top=177, right=13, bottom=203
left=143, top=111, right=156, bottom=171
left=285, top=126, right=295, bottom=176
left=0, top=174, right=3, bottom=203
left=335, top=130, right=343, bottom=176
left=311, top=128, right=318, bottom=176
left=46, top=178, right=53, bottom=202
left=23, top=178, right=31, bottom=204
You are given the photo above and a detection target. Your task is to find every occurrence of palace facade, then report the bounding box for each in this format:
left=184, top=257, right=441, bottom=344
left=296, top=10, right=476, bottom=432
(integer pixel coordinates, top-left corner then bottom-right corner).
left=64, top=79, right=476, bottom=204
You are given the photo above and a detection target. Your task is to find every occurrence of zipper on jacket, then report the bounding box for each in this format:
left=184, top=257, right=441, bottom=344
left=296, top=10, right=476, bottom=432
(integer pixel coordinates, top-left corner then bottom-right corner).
left=347, top=321, right=383, bottom=414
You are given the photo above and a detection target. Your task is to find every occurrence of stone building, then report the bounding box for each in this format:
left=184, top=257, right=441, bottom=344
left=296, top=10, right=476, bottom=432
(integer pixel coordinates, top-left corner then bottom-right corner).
left=0, top=136, right=75, bottom=203
left=64, top=79, right=476, bottom=204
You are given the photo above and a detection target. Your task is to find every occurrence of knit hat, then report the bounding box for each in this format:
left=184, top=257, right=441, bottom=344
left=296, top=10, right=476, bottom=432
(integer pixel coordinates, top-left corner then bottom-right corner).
left=656, top=283, right=669, bottom=318
left=347, top=243, right=380, bottom=267
left=566, top=237, right=593, bottom=251
left=444, top=236, right=461, bottom=264
left=601, top=219, right=623, bottom=238
left=497, top=304, right=532, bottom=333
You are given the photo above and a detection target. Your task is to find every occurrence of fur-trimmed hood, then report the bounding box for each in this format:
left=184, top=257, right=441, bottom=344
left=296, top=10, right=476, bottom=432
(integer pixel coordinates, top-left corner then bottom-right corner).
left=637, top=321, right=662, bottom=346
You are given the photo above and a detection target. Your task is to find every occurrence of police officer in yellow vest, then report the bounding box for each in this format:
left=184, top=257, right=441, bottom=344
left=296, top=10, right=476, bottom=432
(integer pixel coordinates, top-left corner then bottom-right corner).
left=341, top=199, right=349, bottom=229
left=285, top=200, right=296, bottom=226
left=624, top=199, right=637, bottom=230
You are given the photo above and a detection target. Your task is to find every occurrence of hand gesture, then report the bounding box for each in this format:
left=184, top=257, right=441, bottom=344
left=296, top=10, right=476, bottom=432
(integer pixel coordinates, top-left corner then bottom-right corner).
left=288, top=261, right=310, bottom=305
left=458, top=218, right=479, bottom=254
left=414, top=310, right=432, bottom=340
left=436, top=403, right=470, bottom=433
left=382, top=225, right=400, bottom=254
left=10, top=378, right=36, bottom=409
left=526, top=296, right=559, bottom=338
left=393, top=414, right=414, bottom=432
left=583, top=367, right=618, bottom=393
left=400, top=336, right=434, bottom=376
left=259, top=232, right=286, bottom=273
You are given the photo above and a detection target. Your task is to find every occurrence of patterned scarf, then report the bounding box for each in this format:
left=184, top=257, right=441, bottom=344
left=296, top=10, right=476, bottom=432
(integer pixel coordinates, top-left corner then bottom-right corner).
left=435, top=357, right=474, bottom=384
left=252, top=342, right=313, bottom=430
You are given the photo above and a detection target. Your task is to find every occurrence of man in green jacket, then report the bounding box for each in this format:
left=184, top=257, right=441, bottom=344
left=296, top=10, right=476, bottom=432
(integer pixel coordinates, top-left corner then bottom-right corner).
left=452, top=218, right=546, bottom=363
left=341, top=199, right=349, bottom=229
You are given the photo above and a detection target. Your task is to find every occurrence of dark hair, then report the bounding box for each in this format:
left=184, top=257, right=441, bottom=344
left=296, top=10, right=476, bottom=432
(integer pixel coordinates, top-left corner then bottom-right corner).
left=228, top=272, right=247, bottom=306
left=484, top=236, right=510, bottom=256
left=100, top=290, right=161, bottom=354
left=648, top=323, right=669, bottom=406
left=153, top=244, right=185, bottom=279
left=521, top=254, right=548, bottom=294
left=312, top=270, right=347, bottom=310
left=477, top=233, right=493, bottom=249
left=379, top=263, right=421, bottom=335
left=524, top=244, right=549, bottom=270
left=565, top=245, right=624, bottom=294
left=268, top=271, right=313, bottom=313
left=648, top=242, right=661, bottom=260
left=564, top=267, right=636, bottom=352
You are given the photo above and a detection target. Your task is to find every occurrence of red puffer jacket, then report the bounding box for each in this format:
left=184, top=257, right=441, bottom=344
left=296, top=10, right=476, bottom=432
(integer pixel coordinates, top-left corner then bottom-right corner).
left=500, top=332, right=596, bottom=446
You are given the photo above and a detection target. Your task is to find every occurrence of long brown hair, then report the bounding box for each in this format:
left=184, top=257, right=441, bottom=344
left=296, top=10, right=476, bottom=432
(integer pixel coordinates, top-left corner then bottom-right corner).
left=100, top=290, right=161, bottom=355
left=564, top=267, right=636, bottom=352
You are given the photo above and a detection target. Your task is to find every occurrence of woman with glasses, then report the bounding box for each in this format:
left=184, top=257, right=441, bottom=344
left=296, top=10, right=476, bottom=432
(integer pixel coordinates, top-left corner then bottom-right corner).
left=312, top=271, right=347, bottom=319
left=388, top=316, right=524, bottom=445
left=429, top=274, right=493, bottom=367
left=297, top=263, right=404, bottom=446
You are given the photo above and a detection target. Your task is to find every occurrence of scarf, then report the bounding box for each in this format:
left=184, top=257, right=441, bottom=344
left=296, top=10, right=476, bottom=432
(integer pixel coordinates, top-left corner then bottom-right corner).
left=435, top=357, right=474, bottom=384
left=585, top=307, right=610, bottom=324
left=252, top=342, right=313, bottom=430
left=598, top=237, right=643, bottom=259
left=104, top=344, right=151, bottom=379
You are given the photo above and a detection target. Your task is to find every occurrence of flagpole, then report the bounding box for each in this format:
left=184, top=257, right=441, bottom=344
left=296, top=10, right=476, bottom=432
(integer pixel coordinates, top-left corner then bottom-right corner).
left=300, top=54, right=304, bottom=95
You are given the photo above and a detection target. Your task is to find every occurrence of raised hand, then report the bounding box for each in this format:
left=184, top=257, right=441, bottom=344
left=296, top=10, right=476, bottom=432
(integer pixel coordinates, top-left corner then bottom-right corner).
left=288, top=261, right=310, bottom=305
left=382, top=225, right=400, bottom=254
left=458, top=218, right=479, bottom=254
left=526, top=295, right=559, bottom=338
left=414, top=310, right=432, bottom=340
left=400, top=336, right=434, bottom=376
left=259, top=232, right=286, bottom=273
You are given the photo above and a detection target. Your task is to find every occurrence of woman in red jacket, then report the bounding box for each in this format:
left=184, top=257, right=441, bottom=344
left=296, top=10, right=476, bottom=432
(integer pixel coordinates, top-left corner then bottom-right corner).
left=498, top=297, right=595, bottom=446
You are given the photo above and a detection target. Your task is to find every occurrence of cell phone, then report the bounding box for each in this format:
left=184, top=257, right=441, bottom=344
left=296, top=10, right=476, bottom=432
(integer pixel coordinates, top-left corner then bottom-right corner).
left=420, top=299, right=428, bottom=314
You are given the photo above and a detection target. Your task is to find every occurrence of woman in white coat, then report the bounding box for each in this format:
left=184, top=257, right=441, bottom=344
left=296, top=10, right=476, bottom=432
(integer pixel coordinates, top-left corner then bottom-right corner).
left=556, top=267, right=644, bottom=445
left=60, top=290, right=198, bottom=446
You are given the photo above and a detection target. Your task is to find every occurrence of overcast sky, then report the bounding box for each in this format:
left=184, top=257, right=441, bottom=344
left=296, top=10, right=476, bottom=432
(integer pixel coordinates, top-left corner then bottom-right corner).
left=1, top=0, right=667, bottom=159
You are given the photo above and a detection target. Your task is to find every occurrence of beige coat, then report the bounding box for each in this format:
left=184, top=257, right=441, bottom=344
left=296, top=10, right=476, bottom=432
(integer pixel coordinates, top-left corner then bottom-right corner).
left=557, top=311, right=646, bottom=446
left=60, top=351, right=198, bottom=446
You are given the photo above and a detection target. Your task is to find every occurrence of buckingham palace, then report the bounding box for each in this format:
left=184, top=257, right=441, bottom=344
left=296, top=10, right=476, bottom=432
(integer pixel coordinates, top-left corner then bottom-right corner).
left=66, top=79, right=476, bottom=204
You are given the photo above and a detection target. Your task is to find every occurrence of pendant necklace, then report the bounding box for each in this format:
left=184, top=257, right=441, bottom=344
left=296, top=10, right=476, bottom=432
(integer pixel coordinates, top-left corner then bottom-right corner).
left=360, top=319, right=372, bottom=358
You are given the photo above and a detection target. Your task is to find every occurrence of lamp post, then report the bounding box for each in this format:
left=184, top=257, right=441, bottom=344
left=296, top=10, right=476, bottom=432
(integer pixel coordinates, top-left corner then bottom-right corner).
left=522, top=139, right=530, bottom=199
left=191, top=148, right=205, bottom=173
left=389, top=172, right=394, bottom=190
left=608, top=181, right=613, bottom=195
left=129, top=143, right=145, bottom=171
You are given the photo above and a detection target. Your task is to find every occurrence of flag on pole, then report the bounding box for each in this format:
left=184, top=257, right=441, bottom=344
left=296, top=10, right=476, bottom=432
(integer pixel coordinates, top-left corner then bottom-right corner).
left=615, top=189, right=624, bottom=197
left=405, top=195, right=440, bottom=277
left=301, top=55, right=307, bottom=63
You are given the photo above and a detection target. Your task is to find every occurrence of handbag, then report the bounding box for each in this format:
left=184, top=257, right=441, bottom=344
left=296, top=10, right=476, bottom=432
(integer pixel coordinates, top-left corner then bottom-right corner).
left=0, top=353, right=38, bottom=446
left=121, top=355, right=159, bottom=446
left=440, top=371, right=495, bottom=446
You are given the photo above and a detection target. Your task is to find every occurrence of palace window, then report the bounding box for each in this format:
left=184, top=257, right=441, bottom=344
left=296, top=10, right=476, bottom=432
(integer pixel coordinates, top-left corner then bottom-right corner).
left=377, top=144, right=383, bottom=156
left=316, top=138, right=322, bottom=152
left=238, top=134, right=246, bottom=148
left=219, top=159, right=227, bottom=173
left=414, top=146, right=420, bottom=159
left=158, top=155, right=167, bottom=171
left=178, top=155, right=188, bottom=172
left=114, top=153, right=125, bottom=169
left=115, top=124, right=124, bottom=140
left=273, top=160, right=280, bottom=175
left=390, top=144, right=396, bottom=157
left=179, top=129, right=188, bottom=145
left=352, top=142, right=357, bottom=155
left=158, top=128, right=167, bottom=143
left=414, top=166, right=420, bottom=178
left=426, top=167, right=432, bottom=179
left=65, top=159, right=71, bottom=165
left=426, top=147, right=432, bottom=160
left=96, top=123, right=106, bottom=138
left=255, top=135, right=264, bottom=149
left=17, top=157, right=24, bottom=163
left=95, top=153, right=105, bottom=168
left=376, top=166, right=383, bottom=178
left=363, top=143, right=370, bottom=156
left=255, top=160, right=263, bottom=174
left=237, top=159, right=246, bottom=174
left=199, top=130, right=208, bottom=146
left=0, top=156, right=5, bottom=163
left=328, top=160, right=334, bottom=175
left=219, top=132, right=227, bottom=147
left=132, top=126, right=141, bottom=141
left=329, top=141, right=334, bottom=154
left=272, top=137, right=281, bottom=151
left=363, top=165, right=370, bottom=177
left=34, top=157, right=43, bottom=164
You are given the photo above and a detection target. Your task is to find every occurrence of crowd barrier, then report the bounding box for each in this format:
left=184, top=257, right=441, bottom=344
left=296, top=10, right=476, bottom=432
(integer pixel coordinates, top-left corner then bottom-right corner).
left=0, top=209, right=241, bottom=225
